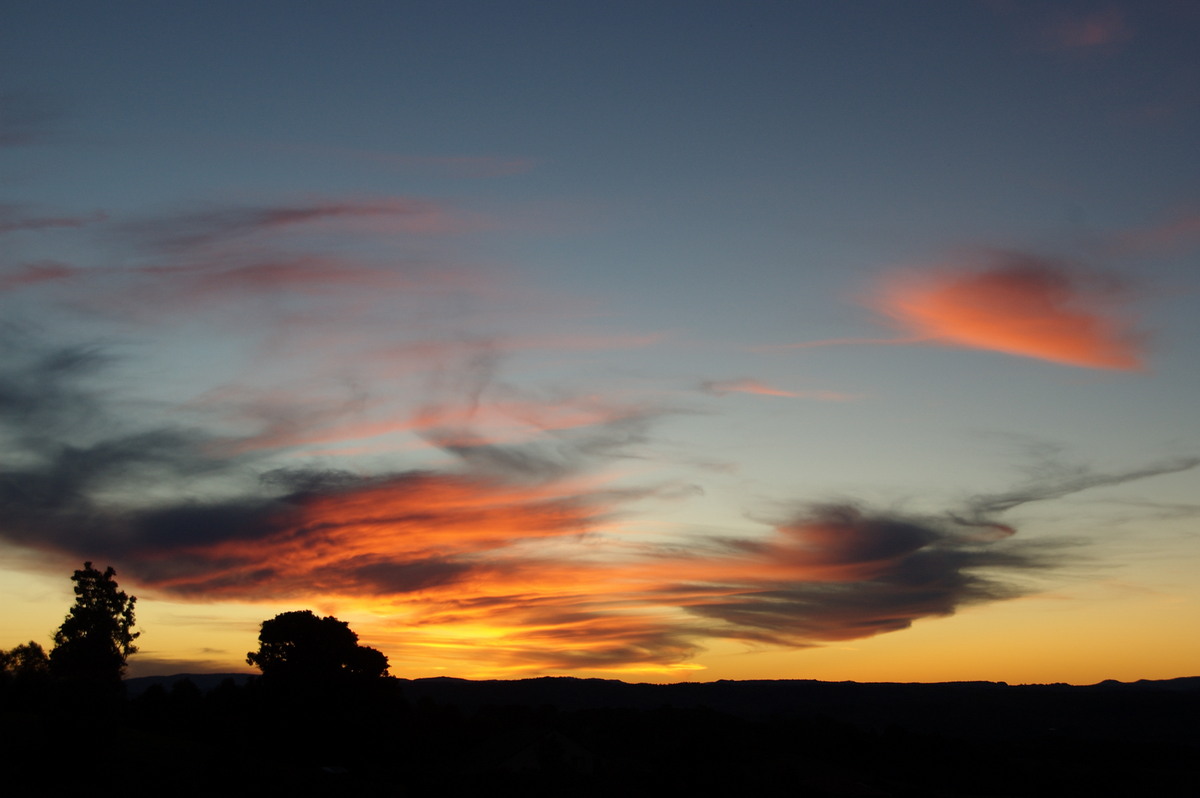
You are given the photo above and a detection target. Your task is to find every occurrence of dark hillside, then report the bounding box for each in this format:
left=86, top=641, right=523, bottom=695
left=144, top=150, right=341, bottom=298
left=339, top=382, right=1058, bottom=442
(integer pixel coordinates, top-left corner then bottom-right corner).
left=8, top=674, right=1196, bottom=796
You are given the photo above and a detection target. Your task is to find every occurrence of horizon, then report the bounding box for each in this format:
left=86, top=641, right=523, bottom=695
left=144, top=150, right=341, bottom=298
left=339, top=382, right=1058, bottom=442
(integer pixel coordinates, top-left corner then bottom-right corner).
left=121, top=669, right=1200, bottom=690
left=2, top=1, right=1198, bottom=686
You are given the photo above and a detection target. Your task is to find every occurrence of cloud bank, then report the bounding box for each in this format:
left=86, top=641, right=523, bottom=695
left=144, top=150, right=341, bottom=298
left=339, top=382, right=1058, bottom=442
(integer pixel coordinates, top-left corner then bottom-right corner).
left=0, top=191, right=1178, bottom=676
left=2, top=327, right=1151, bottom=674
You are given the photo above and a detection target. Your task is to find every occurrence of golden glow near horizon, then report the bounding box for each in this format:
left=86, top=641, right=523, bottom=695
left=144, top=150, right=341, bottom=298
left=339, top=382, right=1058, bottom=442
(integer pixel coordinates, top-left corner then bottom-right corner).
left=6, top=539, right=1197, bottom=685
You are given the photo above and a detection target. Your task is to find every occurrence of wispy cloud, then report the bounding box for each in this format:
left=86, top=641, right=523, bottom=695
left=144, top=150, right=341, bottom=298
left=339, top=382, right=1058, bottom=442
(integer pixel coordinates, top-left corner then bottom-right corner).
left=8, top=328, right=1168, bottom=675
left=700, top=379, right=857, bottom=401
left=1114, top=209, right=1200, bottom=255
left=119, top=197, right=484, bottom=253
left=140, top=255, right=482, bottom=304
left=0, top=204, right=107, bottom=235
left=0, top=261, right=77, bottom=292
left=961, top=456, right=1200, bottom=518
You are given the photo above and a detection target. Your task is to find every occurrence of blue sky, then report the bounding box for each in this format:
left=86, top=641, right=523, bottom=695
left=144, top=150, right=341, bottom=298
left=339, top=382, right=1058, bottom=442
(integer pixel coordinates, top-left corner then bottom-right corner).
left=2, top=1, right=1198, bottom=682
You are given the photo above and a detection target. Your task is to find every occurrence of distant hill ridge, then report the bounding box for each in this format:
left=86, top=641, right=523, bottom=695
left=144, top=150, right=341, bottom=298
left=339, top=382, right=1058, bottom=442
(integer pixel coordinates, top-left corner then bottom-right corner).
left=122, top=672, right=1200, bottom=743
left=127, top=671, right=1200, bottom=704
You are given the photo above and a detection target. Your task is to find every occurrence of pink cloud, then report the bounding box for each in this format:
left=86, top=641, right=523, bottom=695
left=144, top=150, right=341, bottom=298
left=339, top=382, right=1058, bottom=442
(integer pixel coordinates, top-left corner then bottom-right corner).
left=702, top=378, right=798, bottom=397
left=156, top=256, right=466, bottom=297
left=869, top=256, right=1146, bottom=370
left=701, top=379, right=858, bottom=401
left=80, top=254, right=498, bottom=331
left=1115, top=210, right=1200, bottom=254
left=0, top=261, right=76, bottom=292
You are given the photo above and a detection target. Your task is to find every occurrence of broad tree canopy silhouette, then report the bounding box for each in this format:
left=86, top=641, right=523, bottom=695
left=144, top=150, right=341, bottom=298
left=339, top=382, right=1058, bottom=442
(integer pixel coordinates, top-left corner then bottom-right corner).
left=49, top=562, right=138, bottom=684
left=0, top=641, right=50, bottom=681
left=247, top=610, right=389, bottom=682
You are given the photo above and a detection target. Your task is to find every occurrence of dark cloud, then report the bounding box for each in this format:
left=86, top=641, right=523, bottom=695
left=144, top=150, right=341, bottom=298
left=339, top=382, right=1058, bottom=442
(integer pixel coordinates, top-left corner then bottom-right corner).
left=345, top=558, right=475, bottom=594
left=0, top=334, right=111, bottom=428
left=0, top=332, right=294, bottom=562
left=0, top=332, right=242, bottom=547
left=258, top=467, right=365, bottom=495
left=665, top=456, right=1196, bottom=649
left=667, top=503, right=1052, bottom=647
left=0, top=330, right=614, bottom=602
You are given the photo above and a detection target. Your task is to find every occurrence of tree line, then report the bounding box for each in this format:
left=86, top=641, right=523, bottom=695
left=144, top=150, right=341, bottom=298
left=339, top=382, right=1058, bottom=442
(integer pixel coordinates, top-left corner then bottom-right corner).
left=1, top=561, right=389, bottom=692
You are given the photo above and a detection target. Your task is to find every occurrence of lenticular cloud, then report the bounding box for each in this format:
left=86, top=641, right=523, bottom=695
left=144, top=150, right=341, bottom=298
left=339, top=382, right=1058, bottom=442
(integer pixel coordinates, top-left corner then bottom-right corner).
left=872, top=255, right=1146, bottom=370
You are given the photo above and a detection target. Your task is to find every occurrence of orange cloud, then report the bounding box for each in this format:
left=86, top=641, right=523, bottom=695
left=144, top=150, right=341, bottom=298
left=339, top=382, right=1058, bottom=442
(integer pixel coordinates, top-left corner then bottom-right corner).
left=144, top=471, right=612, bottom=599
left=870, top=257, right=1146, bottom=370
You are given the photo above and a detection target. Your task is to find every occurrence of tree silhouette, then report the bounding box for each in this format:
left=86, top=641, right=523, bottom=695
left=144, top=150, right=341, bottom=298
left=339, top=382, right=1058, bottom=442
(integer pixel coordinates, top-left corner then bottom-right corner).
left=49, top=562, right=138, bottom=685
left=0, top=641, right=50, bottom=680
left=247, top=610, right=389, bottom=682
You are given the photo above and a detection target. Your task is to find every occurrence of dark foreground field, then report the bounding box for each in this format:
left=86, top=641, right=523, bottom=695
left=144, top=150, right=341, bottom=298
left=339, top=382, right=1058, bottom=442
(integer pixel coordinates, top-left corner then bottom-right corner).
left=4, top=674, right=1198, bottom=796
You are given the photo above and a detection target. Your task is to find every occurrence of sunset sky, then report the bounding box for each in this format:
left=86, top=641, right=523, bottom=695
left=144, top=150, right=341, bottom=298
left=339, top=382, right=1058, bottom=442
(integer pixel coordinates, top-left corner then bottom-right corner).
left=2, top=1, right=1198, bottom=685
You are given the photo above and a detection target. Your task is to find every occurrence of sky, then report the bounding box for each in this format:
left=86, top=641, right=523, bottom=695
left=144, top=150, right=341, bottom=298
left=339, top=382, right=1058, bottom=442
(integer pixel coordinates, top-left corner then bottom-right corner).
left=2, top=1, right=1198, bottom=685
